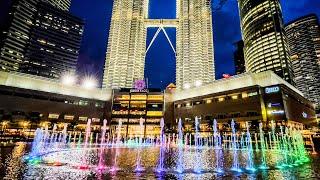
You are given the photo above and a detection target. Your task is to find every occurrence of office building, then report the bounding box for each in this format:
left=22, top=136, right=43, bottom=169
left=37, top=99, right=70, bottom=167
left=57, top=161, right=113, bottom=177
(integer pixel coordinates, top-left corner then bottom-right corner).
left=103, top=0, right=214, bottom=90
left=237, top=0, right=294, bottom=84
left=233, top=40, right=246, bottom=75
left=21, top=2, right=84, bottom=79
left=285, top=14, right=320, bottom=110
left=0, top=0, right=83, bottom=79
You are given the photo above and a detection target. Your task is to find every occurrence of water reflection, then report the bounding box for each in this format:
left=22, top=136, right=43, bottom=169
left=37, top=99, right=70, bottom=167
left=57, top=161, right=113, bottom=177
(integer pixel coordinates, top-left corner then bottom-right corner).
left=0, top=144, right=320, bottom=179
left=3, top=143, right=27, bottom=179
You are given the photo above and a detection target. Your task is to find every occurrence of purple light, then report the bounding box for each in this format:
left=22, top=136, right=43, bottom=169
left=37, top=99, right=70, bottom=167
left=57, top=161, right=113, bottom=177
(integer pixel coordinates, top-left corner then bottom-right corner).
left=134, top=80, right=146, bottom=90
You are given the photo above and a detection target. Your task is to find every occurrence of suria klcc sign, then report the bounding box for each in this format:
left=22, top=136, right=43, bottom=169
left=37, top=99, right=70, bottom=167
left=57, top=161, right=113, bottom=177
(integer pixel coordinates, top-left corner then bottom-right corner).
left=265, top=86, right=280, bottom=94
left=130, top=80, right=149, bottom=93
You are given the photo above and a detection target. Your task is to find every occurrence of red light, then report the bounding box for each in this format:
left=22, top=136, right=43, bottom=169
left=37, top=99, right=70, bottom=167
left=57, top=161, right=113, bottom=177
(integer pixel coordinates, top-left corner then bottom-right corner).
left=223, top=74, right=231, bottom=78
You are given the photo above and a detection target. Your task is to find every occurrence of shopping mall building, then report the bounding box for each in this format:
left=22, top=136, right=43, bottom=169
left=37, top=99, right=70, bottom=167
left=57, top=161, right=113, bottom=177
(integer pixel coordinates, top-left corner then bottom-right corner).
left=0, top=71, right=317, bottom=137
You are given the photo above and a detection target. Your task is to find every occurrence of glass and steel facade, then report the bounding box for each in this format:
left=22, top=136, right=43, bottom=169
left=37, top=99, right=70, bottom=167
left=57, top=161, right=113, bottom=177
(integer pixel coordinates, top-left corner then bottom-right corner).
left=103, top=0, right=215, bottom=90
left=285, top=14, right=320, bottom=110
left=237, top=0, right=294, bottom=84
left=21, top=2, right=84, bottom=79
left=0, top=0, right=82, bottom=80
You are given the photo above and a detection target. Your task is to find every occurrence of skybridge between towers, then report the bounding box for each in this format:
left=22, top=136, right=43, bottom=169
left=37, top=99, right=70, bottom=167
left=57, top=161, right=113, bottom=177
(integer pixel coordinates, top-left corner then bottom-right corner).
left=144, top=19, right=179, bottom=28
left=103, top=0, right=215, bottom=90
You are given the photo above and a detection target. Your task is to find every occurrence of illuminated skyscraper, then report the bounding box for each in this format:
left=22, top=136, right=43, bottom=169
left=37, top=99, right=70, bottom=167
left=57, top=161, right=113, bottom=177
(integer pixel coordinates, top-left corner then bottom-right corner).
left=237, top=0, right=294, bottom=84
left=285, top=14, right=320, bottom=109
left=103, top=0, right=215, bottom=89
left=0, top=0, right=82, bottom=79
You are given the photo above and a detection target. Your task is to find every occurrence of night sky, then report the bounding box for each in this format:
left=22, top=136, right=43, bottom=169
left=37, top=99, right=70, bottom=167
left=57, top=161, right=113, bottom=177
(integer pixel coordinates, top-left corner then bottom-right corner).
left=69, top=0, right=320, bottom=89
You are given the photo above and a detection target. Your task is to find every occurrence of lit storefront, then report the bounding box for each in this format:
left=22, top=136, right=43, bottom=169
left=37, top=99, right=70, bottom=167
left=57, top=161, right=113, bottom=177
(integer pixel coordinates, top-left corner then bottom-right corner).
left=0, top=71, right=317, bottom=139
left=111, top=88, right=164, bottom=137
left=170, top=72, right=317, bottom=134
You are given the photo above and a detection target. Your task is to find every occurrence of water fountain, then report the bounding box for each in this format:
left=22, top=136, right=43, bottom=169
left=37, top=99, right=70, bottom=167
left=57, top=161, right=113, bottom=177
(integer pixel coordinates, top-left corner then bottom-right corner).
left=135, top=118, right=145, bottom=172
left=259, top=123, right=268, bottom=169
left=245, top=122, right=255, bottom=171
left=78, top=119, right=92, bottom=169
left=156, top=118, right=165, bottom=173
left=194, top=116, right=202, bottom=173
left=176, top=118, right=184, bottom=173
left=97, top=119, right=108, bottom=171
left=110, top=119, right=122, bottom=172
left=230, top=119, right=241, bottom=172
left=213, top=119, right=223, bottom=173
left=24, top=117, right=312, bottom=176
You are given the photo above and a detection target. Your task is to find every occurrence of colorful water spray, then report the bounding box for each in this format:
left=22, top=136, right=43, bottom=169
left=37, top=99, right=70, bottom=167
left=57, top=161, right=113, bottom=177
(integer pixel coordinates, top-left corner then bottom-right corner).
left=135, top=118, right=145, bottom=172
left=25, top=117, right=312, bottom=175
left=230, top=119, right=241, bottom=172
left=157, top=118, right=165, bottom=173
left=176, top=118, right=184, bottom=173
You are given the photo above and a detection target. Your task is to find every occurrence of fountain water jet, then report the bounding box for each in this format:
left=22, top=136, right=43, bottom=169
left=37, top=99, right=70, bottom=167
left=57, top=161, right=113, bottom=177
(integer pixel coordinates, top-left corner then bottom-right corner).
left=213, top=119, right=223, bottom=173
left=176, top=118, right=184, bottom=173
left=135, top=118, right=145, bottom=172
left=194, top=116, right=202, bottom=173
left=230, top=120, right=241, bottom=172
left=97, top=119, right=108, bottom=171
left=245, top=122, right=255, bottom=171
left=156, top=118, right=165, bottom=173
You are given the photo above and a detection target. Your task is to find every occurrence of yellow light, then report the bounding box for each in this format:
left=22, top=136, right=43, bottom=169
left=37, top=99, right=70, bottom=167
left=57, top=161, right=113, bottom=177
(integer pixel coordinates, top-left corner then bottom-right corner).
left=242, top=92, right=248, bottom=98
left=2, top=121, right=8, bottom=126
left=22, top=121, right=30, bottom=128
left=147, top=111, right=163, bottom=117
left=218, top=97, right=224, bottom=102
left=131, top=95, right=147, bottom=100
left=232, top=95, right=238, bottom=100
left=147, top=95, right=163, bottom=101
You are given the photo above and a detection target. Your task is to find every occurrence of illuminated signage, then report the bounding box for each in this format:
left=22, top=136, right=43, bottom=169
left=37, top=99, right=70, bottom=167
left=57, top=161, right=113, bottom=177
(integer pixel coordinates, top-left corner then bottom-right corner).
left=134, top=80, right=146, bottom=90
left=92, top=118, right=100, bottom=123
left=130, top=79, right=149, bottom=93
left=265, top=86, right=280, bottom=94
left=130, top=89, right=149, bottom=93
left=268, top=103, right=281, bottom=108
left=268, top=110, right=285, bottom=115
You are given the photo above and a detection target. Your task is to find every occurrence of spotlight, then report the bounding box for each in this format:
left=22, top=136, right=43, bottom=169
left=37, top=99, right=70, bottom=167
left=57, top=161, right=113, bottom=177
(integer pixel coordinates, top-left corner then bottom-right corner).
left=82, top=76, right=97, bottom=89
left=61, top=73, right=76, bottom=86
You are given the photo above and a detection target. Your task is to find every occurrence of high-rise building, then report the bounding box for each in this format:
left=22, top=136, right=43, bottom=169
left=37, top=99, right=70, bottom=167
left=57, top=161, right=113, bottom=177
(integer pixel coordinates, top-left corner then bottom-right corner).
left=0, top=0, right=83, bottom=79
left=103, top=0, right=214, bottom=90
left=21, top=2, right=84, bottom=79
left=285, top=14, right=320, bottom=109
left=237, top=0, right=294, bottom=84
left=233, top=40, right=246, bottom=75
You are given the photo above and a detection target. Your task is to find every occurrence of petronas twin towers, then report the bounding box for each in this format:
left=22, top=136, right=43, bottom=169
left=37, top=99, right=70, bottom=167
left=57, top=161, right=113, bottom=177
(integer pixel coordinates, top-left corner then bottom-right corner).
left=103, top=0, right=215, bottom=90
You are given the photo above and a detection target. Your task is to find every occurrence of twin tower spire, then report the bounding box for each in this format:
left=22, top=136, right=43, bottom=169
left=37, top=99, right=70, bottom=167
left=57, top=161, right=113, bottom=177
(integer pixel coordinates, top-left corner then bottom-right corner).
left=103, top=0, right=215, bottom=90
